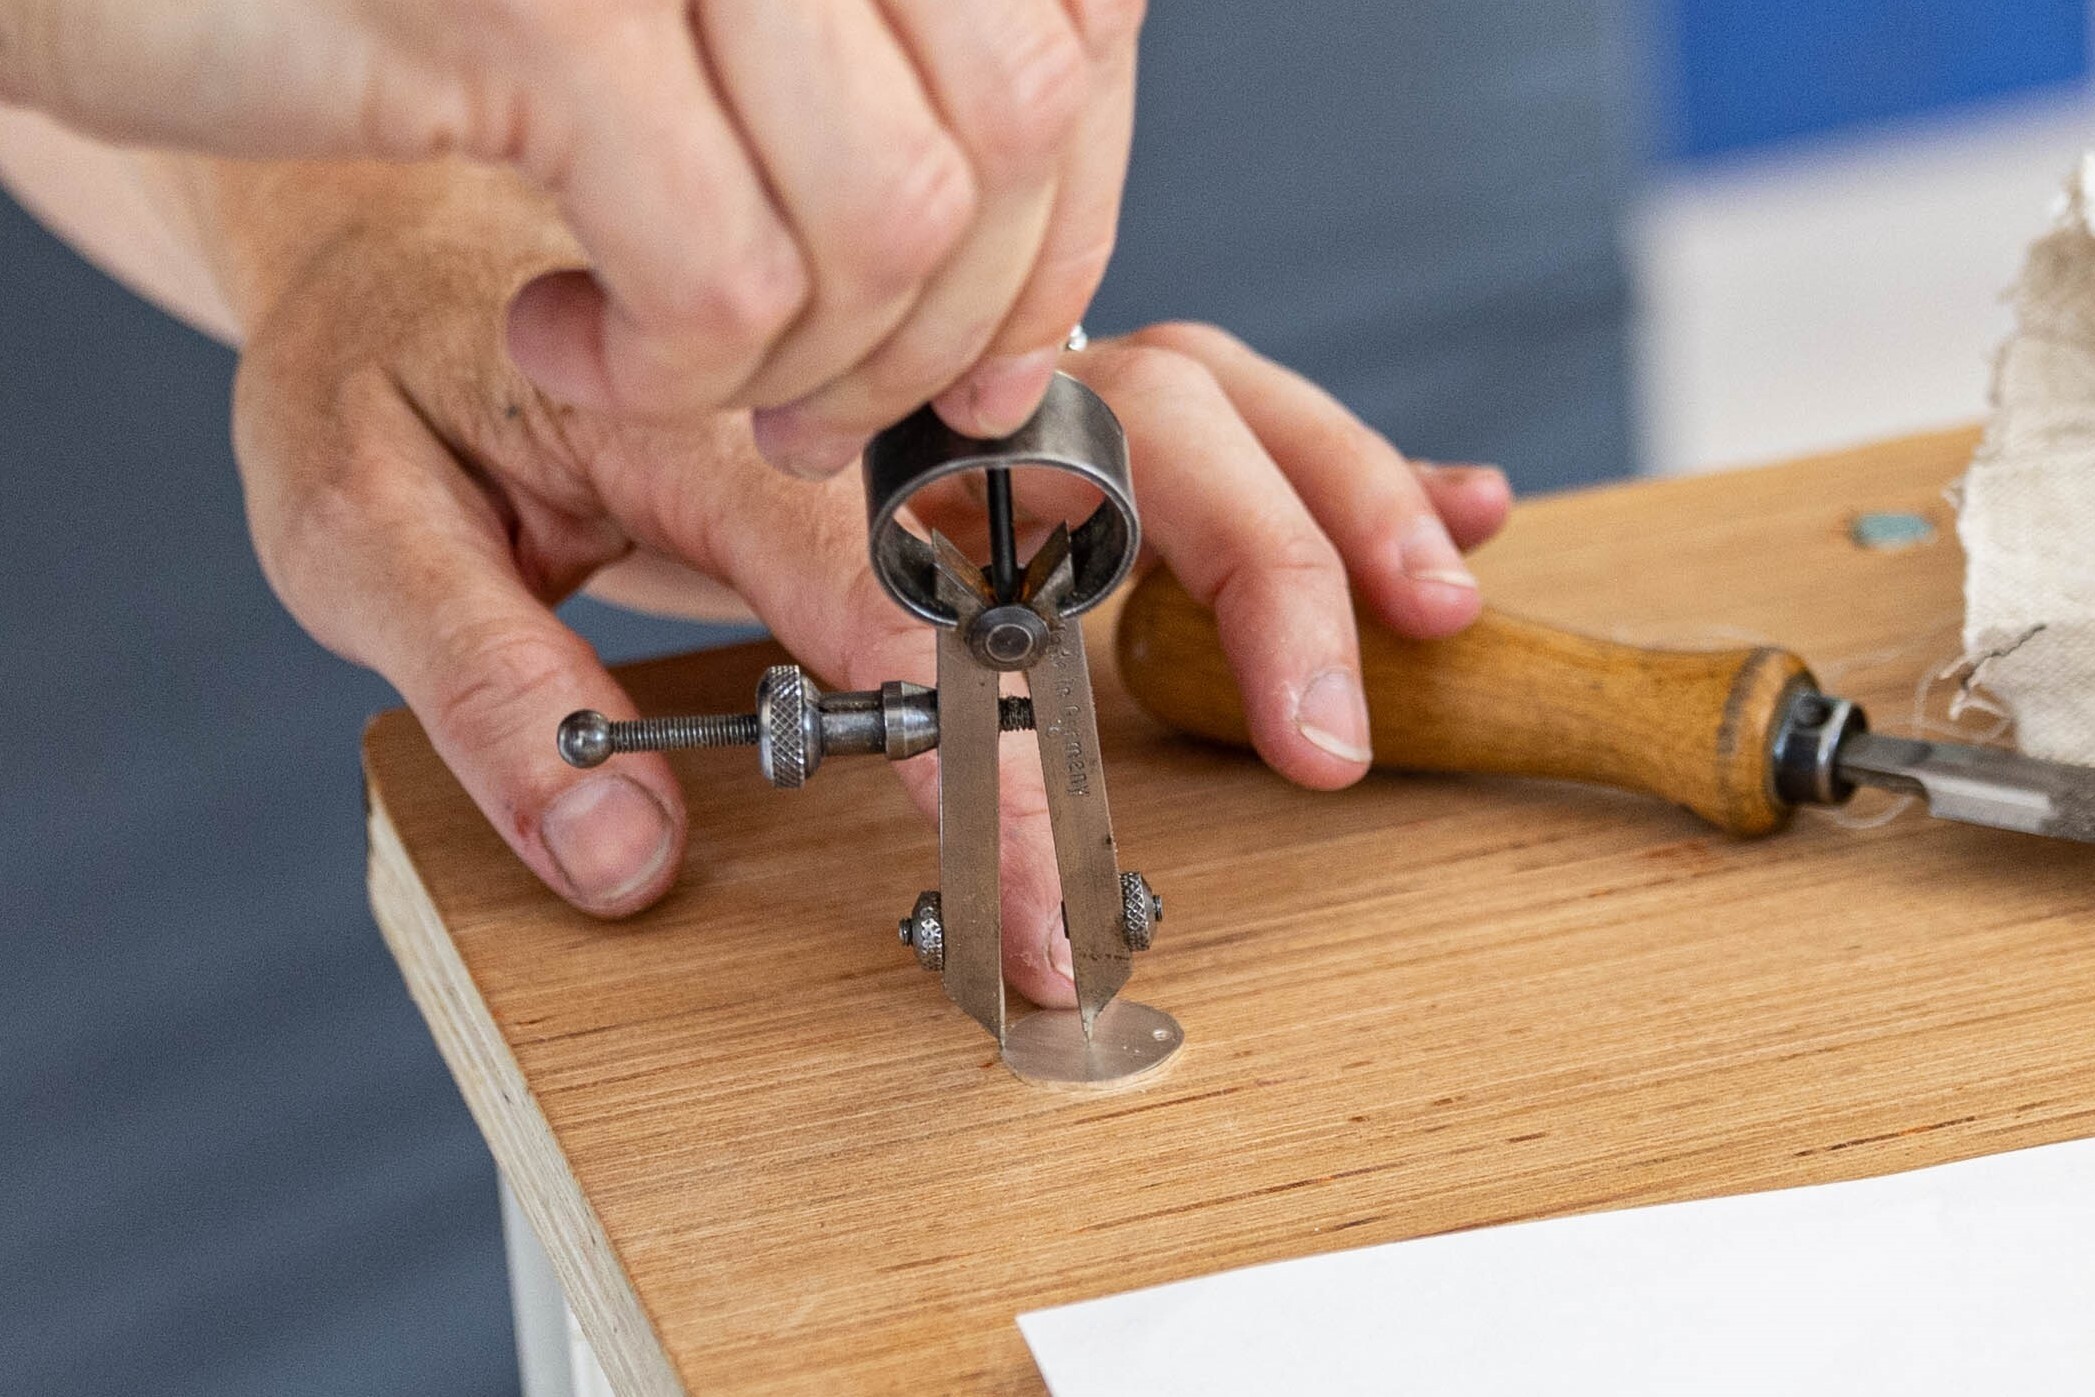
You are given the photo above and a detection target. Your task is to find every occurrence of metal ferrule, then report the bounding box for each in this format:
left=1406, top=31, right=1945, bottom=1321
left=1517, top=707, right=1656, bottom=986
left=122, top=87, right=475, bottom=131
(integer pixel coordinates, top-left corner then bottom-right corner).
left=1770, top=684, right=1866, bottom=807
left=879, top=682, right=941, bottom=760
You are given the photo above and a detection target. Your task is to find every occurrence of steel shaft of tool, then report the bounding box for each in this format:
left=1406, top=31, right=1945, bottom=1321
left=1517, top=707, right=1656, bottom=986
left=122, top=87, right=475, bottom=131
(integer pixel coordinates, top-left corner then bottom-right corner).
left=1838, top=732, right=2095, bottom=843
left=985, top=466, right=1020, bottom=603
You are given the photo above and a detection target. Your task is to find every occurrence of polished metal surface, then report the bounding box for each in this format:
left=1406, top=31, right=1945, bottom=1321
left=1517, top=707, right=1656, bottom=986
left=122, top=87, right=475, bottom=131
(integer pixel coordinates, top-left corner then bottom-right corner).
left=878, top=681, right=940, bottom=760
left=1001, top=1000, right=1183, bottom=1088
left=1021, top=552, right=1132, bottom=1036
left=1838, top=732, right=2095, bottom=844
left=863, top=373, right=1139, bottom=627
left=555, top=708, right=760, bottom=768
left=934, top=570, right=1008, bottom=1042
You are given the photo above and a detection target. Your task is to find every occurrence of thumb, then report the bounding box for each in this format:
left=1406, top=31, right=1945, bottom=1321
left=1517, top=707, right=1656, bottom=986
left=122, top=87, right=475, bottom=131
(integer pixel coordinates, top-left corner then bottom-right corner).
left=398, top=591, right=687, bottom=917
left=247, top=394, right=686, bottom=916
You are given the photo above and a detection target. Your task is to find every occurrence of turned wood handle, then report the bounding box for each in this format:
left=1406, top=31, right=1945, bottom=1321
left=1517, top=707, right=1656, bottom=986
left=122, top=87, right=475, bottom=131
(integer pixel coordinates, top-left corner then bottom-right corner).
left=1114, top=569, right=1815, bottom=836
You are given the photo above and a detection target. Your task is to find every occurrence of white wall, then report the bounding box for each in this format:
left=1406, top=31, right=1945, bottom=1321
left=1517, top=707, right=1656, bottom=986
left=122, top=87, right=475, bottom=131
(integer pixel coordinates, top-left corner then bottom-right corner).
left=1631, top=86, right=2095, bottom=475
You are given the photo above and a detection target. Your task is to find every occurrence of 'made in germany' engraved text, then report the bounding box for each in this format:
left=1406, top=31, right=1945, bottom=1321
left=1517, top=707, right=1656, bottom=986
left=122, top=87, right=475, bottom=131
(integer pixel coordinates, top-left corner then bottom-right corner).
left=1042, top=630, right=1093, bottom=798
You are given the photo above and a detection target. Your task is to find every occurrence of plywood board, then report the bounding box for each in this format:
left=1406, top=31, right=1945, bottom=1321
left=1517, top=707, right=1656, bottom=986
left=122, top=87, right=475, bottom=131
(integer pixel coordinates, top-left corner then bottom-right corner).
left=365, top=427, right=2095, bottom=1393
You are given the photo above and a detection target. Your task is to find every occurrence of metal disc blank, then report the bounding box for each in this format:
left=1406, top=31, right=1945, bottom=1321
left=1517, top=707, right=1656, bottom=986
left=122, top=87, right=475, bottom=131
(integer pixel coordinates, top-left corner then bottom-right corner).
left=1002, top=1000, right=1183, bottom=1088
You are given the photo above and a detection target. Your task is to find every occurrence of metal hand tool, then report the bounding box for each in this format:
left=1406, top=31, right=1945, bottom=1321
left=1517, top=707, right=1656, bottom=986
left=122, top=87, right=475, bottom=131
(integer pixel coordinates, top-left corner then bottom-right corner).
left=558, top=373, right=1179, bottom=1086
left=1118, top=573, right=2095, bottom=846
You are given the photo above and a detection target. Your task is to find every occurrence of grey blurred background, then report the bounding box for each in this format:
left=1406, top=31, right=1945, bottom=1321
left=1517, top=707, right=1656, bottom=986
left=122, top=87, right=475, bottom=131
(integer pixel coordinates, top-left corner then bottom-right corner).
left=5, top=0, right=2085, bottom=1391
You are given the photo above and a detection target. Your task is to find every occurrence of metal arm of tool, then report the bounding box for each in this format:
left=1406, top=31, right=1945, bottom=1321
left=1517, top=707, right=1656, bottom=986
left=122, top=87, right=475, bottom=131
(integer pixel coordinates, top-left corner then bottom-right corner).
left=862, top=373, right=1155, bottom=1046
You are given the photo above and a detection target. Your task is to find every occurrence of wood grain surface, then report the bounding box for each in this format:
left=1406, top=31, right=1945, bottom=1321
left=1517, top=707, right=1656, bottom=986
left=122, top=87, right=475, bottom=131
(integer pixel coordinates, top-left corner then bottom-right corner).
left=365, top=426, right=2095, bottom=1395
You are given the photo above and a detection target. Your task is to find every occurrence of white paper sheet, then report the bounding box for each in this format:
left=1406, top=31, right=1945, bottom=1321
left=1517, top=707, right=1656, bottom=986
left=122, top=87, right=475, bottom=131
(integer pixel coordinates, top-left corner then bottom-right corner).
left=1019, top=1137, right=2095, bottom=1396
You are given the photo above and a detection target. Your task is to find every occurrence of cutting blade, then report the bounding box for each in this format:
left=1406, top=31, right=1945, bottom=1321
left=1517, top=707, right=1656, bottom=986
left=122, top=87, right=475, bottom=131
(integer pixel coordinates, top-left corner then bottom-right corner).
left=1838, top=732, right=2095, bottom=843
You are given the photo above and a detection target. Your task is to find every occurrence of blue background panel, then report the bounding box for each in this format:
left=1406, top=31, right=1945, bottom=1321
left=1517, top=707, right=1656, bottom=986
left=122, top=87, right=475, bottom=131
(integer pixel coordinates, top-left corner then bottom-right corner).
left=1670, top=0, right=2089, bottom=159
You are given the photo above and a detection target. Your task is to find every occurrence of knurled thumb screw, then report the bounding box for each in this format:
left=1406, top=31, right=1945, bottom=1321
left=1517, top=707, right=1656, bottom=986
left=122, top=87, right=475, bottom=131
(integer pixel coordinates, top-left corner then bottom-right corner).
left=558, top=664, right=1035, bottom=789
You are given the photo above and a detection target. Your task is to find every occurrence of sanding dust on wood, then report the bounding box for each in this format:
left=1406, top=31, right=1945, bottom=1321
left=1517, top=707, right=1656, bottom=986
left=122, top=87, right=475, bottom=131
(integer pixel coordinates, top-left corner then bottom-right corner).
left=1962, top=155, right=2095, bottom=766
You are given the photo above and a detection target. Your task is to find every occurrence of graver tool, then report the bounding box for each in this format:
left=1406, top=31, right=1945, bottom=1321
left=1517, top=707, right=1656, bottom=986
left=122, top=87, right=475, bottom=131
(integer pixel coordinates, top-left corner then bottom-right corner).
left=558, top=374, right=1180, bottom=1086
left=1118, top=575, right=2095, bottom=846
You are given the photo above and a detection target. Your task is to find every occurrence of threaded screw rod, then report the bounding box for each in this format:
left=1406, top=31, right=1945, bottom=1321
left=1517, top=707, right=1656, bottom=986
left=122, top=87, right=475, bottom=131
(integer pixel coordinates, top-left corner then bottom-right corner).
left=614, top=713, right=762, bottom=752
left=557, top=695, right=1034, bottom=770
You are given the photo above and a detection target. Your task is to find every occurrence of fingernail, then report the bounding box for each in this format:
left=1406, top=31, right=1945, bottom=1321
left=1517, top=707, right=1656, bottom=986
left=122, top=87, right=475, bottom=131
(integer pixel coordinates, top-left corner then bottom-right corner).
left=950, top=347, right=1060, bottom=437
left=1400, top=515, right=1477, bottom=591
left=749, top=408, right=865, bottom=479
left=1046, top=918, right=1075, bottom=982
left=542, top=773, right=675, bottom=909
left=1295, top=667, right=1373, bottom=765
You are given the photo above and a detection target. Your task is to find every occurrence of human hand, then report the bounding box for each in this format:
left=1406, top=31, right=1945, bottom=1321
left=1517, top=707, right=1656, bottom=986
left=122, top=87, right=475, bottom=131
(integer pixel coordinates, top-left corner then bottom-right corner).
left=230, top=169, right=1509, bottom=1008
left=0, top=0, right=1141, bottom=467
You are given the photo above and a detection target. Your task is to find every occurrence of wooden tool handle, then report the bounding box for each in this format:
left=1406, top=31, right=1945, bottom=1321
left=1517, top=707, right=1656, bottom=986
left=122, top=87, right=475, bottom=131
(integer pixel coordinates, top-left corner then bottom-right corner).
left=1115, top=569, right=1815, bottom=836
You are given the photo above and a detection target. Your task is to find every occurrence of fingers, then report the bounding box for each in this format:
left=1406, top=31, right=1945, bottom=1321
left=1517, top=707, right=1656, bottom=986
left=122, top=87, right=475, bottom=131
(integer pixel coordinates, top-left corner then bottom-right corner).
left=240, top=372, right=684, bottom=917
left=504, top=9, right=811, bottom=421
left=604, top=433, right=1077, bottom=1006
left=933, top=0, right=1142, bottom=437
left=1126, top=323, right=1510, bottom=640
left=514, top=0, right=1139, bottom=480
left=1064, top=341, right=1372, bottom=792
left=696, top=0, right=979, bottom=475
left=753, top=0, right=1087, bottom=456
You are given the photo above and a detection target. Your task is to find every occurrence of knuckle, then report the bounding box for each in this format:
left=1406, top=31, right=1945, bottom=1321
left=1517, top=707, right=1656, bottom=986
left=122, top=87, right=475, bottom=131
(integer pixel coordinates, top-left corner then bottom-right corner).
left=1066, top=0, right=1147, bottom=50
left=426, top=619, right=589, bottom=752
left=1130, top=319, right=1240, bottom=361
left=849, top=138, right=977, bottom=293
left=1208, top=530, right=1344, bottom=614
left=692, top=234, right=811, bottom=349
left=250, top=471, right=402, bottom=661
left=1263, top=530, right=1347, bottom=586
left=963, top=23, right=1087, bottom=175
left=1102, top=341, right=1215, bottom=404
left=244, top=374, right=392, bottom=573
left=1264, top=388, right=1395, bottom=473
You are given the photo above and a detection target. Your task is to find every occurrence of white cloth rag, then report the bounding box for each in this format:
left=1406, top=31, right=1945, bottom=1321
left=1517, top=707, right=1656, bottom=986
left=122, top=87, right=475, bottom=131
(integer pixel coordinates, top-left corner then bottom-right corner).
left=1960, top=155, right=2095, bottom=765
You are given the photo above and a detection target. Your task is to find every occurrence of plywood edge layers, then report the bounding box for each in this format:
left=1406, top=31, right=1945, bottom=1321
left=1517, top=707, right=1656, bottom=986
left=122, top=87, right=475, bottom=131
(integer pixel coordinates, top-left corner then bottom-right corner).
left=366, top=782, right=685, bottom=1397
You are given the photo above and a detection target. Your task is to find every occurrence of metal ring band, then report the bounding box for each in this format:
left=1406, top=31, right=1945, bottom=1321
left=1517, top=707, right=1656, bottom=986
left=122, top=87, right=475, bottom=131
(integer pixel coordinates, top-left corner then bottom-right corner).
left=862, top=372, right=1139, bottom=627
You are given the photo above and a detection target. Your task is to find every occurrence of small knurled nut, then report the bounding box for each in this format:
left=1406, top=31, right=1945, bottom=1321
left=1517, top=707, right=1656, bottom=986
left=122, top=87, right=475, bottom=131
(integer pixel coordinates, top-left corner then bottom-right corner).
left=1120, top=871, right=1161, bottom=951
left=760, top=664, right=810, bottom=788
left=900, top=891, right=944, bottom=972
